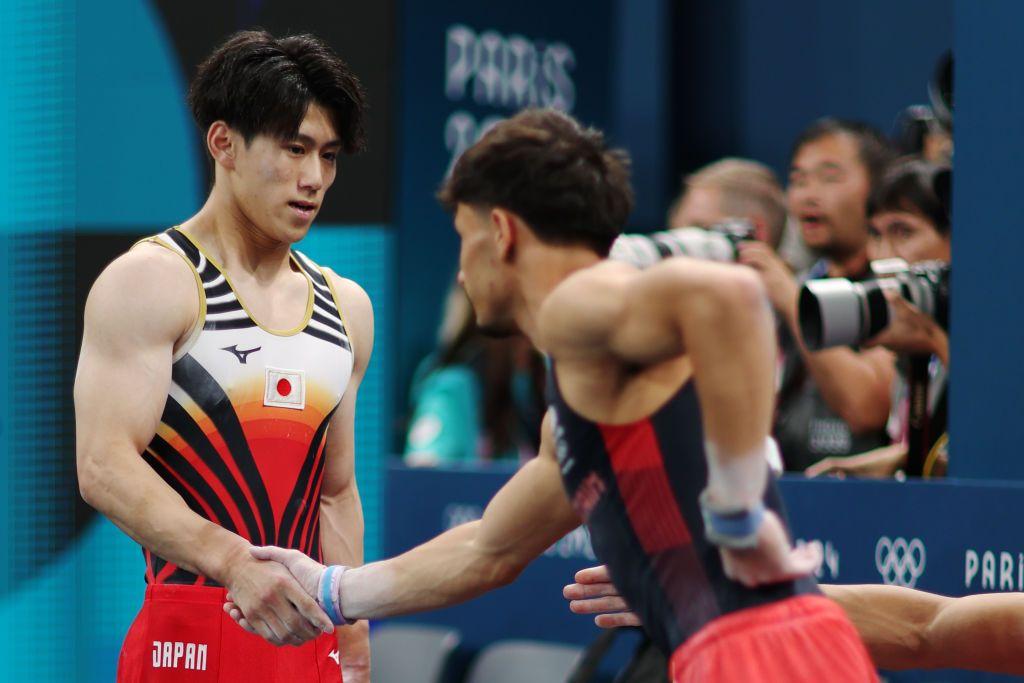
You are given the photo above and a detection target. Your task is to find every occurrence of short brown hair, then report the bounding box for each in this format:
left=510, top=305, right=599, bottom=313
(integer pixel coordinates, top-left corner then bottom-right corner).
left=438, top=108, right=633, bottom=256
left=670, top=158, right=787, bottom=248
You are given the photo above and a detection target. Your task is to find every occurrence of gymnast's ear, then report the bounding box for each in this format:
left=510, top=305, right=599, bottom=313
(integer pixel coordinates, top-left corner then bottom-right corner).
left=490, top=207, right=520, bottom=262
left=206, top=121, right=238, bottom=171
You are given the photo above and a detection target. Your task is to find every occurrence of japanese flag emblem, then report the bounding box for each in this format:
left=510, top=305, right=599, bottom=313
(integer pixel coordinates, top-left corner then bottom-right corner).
left=264, top=367, right=305, bottom=410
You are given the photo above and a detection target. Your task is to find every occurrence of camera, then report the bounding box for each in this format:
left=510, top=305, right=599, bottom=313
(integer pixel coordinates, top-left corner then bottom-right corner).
left=798, top=259, right=950, bottom=351
left=610, top=218, right=756, bottom=267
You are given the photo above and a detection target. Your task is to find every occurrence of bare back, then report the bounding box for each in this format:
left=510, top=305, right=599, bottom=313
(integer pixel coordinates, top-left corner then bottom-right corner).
left=539, top=257, right=816, bottom=654
left=536, top=256, right=773, bottom=450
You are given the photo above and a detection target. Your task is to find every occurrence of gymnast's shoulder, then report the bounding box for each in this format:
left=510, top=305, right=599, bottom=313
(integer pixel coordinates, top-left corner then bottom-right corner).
left=83, top=242, right=199, bottom=342
left=535, top=259, right=638, bottom=356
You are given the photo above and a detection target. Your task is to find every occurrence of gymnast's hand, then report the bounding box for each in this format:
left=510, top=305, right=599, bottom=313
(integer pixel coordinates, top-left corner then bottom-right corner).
left=563, top=565, right=641, bottom=628
left=224, top=547, right=328, bottom=634
left=717, top=510, right=821, bottom=588
left=218, top=544, right=334, bottom=647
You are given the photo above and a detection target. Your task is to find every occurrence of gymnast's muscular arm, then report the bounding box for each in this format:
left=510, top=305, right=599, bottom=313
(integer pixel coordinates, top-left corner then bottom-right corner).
left=537, top=257, right=818, bottom=585
left=536, top=257, right=776, bottom=465
left=340, top=410, right=578, bottom=618
left=244, top=410, right=582, bottom=621
left=75, top=244, right=332, bottom=645
left=317, top=273, right=373, bottom=681
left=565, top=567, right=1024, bottom=675
left=824, top=584, right=1024, bottom=674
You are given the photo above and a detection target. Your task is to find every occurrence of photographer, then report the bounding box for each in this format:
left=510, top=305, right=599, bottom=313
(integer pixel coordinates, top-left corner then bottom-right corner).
left=808, top=159, right=951, bottom=478
left=666, top=157, right=787, bottom=248
left=610, top=157, right=787, bottom=267
left=611, top=132, right=897, bottom=472
left=750, top=119, right=898, bottom=472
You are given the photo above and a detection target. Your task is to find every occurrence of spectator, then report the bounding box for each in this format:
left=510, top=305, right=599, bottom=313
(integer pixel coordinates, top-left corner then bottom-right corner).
left=738, top=118, right=898, bottom=472
left=667, top=158, right=788, bottom=249
left=808, top=159, right=951, bottom=479
left=404, top=280, right=546, bottom=466
left=612, top=157, right=812, bottom=271
left=667, top=157, right=815, bottom=271
left=867, top=159, right=951, bottom=270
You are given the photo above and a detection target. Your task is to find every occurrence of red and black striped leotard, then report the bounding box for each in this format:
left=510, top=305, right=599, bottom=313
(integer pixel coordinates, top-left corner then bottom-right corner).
left=138, top=228, right=354, bottom=586
left=546, top=364, right=819, bottom=655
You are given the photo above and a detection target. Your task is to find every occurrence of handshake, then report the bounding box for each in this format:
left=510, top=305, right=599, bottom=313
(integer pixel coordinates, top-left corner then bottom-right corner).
left=222, top=546, right=350, bottom=646
left=222, top=545, right=636, bottom=650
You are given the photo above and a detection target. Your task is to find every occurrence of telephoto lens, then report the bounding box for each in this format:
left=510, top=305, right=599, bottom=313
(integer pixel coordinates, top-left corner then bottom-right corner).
left=798, top=259, right=950, bottom=350
left=610, top=218, right=755, bottom=267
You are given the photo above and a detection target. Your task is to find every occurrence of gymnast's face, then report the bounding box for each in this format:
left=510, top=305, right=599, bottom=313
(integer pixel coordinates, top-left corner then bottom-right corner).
left=220, top=103, right=341, bottom=245
left=453, top=203, right=520, bottom=337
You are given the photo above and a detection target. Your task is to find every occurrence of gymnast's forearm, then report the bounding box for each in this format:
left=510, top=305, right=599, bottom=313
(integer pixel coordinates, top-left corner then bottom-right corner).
left=823, top=584, right=939, bottom=670
left=337, top=451, right=579, bottom=620
left=337, top=521, right=519, bottom=619
left=922, top=591, right=1024, bottom=674
left=825, top=584, right=1024, bottom=674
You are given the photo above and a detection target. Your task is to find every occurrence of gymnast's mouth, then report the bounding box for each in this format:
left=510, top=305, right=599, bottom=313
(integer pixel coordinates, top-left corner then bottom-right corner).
left=288, top=201, right=318, bottom=220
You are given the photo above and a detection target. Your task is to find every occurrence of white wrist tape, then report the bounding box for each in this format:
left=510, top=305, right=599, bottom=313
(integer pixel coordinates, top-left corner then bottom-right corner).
left=702, top=438, right=773, bottom=509
left=699, top=438, right=779, bottom=549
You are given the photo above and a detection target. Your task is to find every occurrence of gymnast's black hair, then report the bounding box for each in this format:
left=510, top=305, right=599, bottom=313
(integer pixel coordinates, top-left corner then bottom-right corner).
left=188, top=29, right=366, bottom=153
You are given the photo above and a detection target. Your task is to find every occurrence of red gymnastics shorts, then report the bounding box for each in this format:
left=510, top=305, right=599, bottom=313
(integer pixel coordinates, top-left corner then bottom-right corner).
left=117, top=584, right=342, bottom=682
left=670, top=594, right=878, bottom=683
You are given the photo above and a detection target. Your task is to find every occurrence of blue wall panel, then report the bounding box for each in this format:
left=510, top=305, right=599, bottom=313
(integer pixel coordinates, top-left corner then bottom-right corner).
left=394, top=0, right=616, bottom=439
left=75, top=0, right=202, bottom=228
left=0, top=3, right=78, bottom=680
left=734, top=0, right=952, bottom=180
left=0, top=0, right=75, bottom=234
left=948, top=0, right=1024, bottom=479
left=386, top=466, right=1024, bottom=682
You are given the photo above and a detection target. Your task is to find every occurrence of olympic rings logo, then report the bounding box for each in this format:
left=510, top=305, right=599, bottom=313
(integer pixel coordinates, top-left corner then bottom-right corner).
left=875, top=536, right=927, bottom=587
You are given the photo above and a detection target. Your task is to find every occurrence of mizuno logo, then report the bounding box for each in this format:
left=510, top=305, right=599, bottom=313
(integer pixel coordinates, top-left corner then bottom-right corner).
left=221, top=345, right=261, bottom=364
left=329, top=649, right=340, bottom=665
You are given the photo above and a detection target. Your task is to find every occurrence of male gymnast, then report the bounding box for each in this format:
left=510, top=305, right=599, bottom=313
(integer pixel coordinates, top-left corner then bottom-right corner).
left=229, top=109, right=877, bottom=682
left=76, top=30, right=373, bottom=682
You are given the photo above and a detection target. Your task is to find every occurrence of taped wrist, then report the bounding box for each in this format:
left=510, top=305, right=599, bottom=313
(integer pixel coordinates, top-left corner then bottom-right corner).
left=702, top=438, right=771, bottom=507
left=318, top=565, right=357, bottom=625
left=699, top=439, right=773, bottom=549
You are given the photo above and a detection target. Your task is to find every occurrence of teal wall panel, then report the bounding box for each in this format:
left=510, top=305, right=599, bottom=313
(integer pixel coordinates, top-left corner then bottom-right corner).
left=298, top=226, right=395, bottom=563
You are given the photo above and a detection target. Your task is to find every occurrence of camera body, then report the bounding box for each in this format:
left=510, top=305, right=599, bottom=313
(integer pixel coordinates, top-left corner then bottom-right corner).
left=610, top=218, right=756, bottom=267
left=798, top=259, right=950, bottom=350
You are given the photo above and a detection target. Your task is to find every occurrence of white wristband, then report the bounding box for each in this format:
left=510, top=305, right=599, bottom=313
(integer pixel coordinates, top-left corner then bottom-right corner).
left=702, top=438, right=772, bottom=509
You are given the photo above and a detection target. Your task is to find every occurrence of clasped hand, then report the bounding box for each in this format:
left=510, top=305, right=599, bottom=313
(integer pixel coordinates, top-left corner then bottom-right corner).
left=223, top=546, right=331, bottom=644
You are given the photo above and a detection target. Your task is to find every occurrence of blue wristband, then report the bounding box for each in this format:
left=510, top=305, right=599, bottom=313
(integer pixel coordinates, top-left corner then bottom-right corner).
left=320, top=566, right=345, bottom=625
left=700, top=499, right=766, bottom=549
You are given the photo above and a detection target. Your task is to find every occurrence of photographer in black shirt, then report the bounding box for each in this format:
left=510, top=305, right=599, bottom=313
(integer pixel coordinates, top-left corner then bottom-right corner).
left=807, top=159, right=951, bottom=478
left=750, top=119, right=898, bottom=472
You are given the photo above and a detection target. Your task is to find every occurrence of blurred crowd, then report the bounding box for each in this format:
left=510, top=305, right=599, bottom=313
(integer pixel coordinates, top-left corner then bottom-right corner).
left=403, top=55, right=954, bottom=482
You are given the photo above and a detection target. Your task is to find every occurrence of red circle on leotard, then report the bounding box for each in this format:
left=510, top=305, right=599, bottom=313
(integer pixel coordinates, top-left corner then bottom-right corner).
left=277, top=378, right=292, bottom=397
